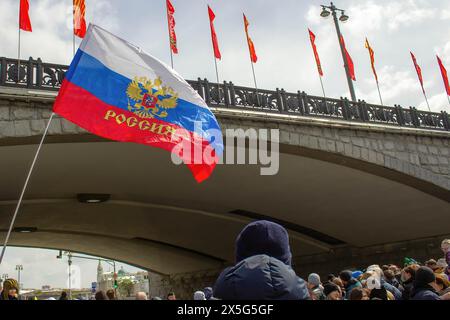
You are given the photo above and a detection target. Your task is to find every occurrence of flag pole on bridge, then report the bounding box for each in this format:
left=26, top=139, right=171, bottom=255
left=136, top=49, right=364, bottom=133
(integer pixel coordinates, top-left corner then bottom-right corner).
left=208, top=5, right=221, bottom=86
left=0, top=113, right=55, bottom=265
left=365, top=38, right=383, bottom=106
left=18, top=0, right=32, bottom=83
left=410, top=51, right=431, bottom=112
left=308, top=29, right=326, bottom=98
left=243, top=14, right=259, bottom=104
left=166, top=0, right=178, bottom=69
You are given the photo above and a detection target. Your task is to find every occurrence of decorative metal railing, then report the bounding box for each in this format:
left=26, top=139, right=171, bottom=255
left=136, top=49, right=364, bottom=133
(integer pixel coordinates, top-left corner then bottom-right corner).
left=1, top=57, right=449, bottom=131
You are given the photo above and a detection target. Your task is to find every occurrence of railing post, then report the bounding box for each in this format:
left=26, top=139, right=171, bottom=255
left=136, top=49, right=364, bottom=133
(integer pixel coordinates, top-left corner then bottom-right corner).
left=297, top=91, right=305, bottom=115
left=36, top=58, right=43, bottom=89
left=410, top=107, right=420, bottom=127
left=358, top=100, right=369, bottom=122
left=280, top=88, right=287, bottom=113
left=342, top=97, right=350, bottom=120
left=27, top=57, right=33, bottom=88
left=196, top=78, right=204, bottom=99
left=0, top=57, right=6, bottom=86
left=441, top=111, right=450, bottom=131
left=301, top=91, right=309, bottom=115
left=229, top=81, right=236, bottom=106
left=203, top=78, right=211, bottom=105
left=276, top=88, right=283, bottom=112
left=223, top=81, right=230, bottom=107
left=395, top=104, right=405, bottom=126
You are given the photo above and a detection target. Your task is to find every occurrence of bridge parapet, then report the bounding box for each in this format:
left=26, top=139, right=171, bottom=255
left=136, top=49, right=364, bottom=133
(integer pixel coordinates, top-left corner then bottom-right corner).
left=1, top=56, right=449, bottom=132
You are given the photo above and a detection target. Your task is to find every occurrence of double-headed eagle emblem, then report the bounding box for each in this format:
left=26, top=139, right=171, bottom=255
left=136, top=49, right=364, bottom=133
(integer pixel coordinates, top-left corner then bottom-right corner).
left=126, top=76, right=178, bottom=119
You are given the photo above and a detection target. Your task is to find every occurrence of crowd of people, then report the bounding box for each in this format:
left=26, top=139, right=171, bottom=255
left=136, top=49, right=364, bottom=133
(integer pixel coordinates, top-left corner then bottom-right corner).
left=1, top=221, right=449, bottom=301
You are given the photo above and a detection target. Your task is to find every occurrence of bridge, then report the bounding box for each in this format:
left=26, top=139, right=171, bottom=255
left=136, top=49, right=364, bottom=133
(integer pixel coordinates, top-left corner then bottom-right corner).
left=1, top=57, right=449, bottom=298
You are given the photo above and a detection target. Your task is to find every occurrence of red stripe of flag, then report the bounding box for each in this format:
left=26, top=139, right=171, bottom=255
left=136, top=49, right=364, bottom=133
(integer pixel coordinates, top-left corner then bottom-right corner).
left=437, top=55, right=450, bottom=96
left=308, top=29, right=323, bottom=77
left=166, top=0, right=178, bottom=54
left=19, top=0, right=32, bottom=32
left=340, top=35, right=355, bottom=81
left=73, top=0, right=87, bottom=38
left=410, top=51, right=425, bottom=92
left=208, top=6, right=221, bottom=60
left=244, top=14, right=257, bottom=63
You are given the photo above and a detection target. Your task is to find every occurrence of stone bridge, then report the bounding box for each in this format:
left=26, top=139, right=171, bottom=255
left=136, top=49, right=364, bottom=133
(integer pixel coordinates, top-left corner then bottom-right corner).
left=0, top=57, right=449, bottom=297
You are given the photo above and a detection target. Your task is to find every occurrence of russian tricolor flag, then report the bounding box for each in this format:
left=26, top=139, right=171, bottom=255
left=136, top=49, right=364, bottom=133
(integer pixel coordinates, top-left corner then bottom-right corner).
left=54, top=24, right=223, bottom=183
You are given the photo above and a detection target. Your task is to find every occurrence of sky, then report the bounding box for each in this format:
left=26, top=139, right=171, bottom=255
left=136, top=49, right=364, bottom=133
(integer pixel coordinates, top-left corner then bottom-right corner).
left=0, top=0, right=450, bottom=288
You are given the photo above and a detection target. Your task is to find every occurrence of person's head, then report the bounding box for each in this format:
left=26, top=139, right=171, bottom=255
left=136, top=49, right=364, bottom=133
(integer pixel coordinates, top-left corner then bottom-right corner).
left=323, top=283, right=342, bottom=300
left=366, top=265, right=383, bottom=280
left=194, top=291, right=206, bottom=300
left=401, top=266, right=416, bottom=282
left=167, top=292, right=176, bottom=300
left=327, top=274, right=336, bottom=282
left=425, top=259, right=438, bottom=271
left=60, top=291, right=67, bottom=299
left=339, top=270, right=353, bottom=286
left=383, top=269, right=395, bottom=282
left=307, top=273, right=321, bottom=289
left=349, top=287, right=368, bottom=300
left=332, top=277, right=345, bottom=291
left=414, top=266, right=437, bottom=289
left=95, top=291, right=107, bottom=300
left=136, top=292, right=147, bottom=300
left=106, top=289, right=116, bottom=300
left=381, top=265, right=389, bottom=271
left=441, top=239, right=450, bottom=254
left=435, top=274, right=450, bottom=292
left=2, top=279, right=19, bottom=299
left=235, top=220, right=292, bottom=266
left=203, top=287, right=213, bottom=300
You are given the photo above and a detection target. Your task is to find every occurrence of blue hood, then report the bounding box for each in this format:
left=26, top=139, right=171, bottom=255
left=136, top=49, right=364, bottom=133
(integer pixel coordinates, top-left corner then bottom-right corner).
left=213, top=254, right=310, bottom=300
left=235, top=220, right=292, bottom=266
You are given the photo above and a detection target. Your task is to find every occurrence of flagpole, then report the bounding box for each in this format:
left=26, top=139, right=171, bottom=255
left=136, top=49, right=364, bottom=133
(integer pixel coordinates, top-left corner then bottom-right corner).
left=376, top=80, right=383, bottom=106
left=318, top=75, right=326, bottom=98
left=250, top=61, right=260, bottom=105
left=214, top=57, right=220, bottom=85
left=422, top=89, right=431, bottom=112
left=73, top=4, right=76, bottom=56
left=0, top=112, right=55, bottom=265
left=17, top=28, right=21, bottom=84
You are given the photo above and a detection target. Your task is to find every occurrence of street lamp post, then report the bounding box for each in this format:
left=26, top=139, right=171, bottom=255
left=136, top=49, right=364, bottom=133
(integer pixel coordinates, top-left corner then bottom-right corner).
left=15, top=265, right=23, bottom=290
left=320, top=2, right=357, bottom=102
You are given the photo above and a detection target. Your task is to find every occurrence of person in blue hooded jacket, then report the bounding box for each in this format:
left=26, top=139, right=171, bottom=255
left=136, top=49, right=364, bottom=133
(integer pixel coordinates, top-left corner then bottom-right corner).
left=213, top=220, right=310, bottom=300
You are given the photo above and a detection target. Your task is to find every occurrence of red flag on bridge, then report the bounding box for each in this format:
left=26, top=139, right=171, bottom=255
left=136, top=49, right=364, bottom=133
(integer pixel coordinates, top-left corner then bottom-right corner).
left=208, top=5, right=221, bottom=60
left=19, top=0, right=32, bottom=32
left=437, top=55, right=450, bottom=96
left=308, top=29, right=323, bottom=77
left=73, top=0, right=87, bottom=38
left=166, top=0, right=178, bottom=54
left=244, top=14, right=257, bottom=63
left=340, top=35, right=355, bottom=81
left=365, top=38, right=378, bottom=82
left=410, top=52, right=425, bottom=93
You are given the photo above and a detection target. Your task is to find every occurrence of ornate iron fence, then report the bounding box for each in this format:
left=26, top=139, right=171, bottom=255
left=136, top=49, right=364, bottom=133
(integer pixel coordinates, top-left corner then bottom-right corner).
left=1, top=57, right=449, bottom=131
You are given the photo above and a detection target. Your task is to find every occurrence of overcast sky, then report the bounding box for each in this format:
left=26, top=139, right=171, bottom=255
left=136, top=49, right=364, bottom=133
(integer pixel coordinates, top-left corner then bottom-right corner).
left=1, top=0, right=450, bottom=289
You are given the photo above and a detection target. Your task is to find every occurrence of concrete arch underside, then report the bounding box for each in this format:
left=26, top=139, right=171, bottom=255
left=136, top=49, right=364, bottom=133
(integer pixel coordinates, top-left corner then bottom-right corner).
left=0, top=136, right=449, bottom=275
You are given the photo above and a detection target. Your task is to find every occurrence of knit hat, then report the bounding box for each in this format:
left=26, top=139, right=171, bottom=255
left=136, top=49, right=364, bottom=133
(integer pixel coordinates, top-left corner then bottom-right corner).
left=194, top=291, right=206, bottom=300
left=308, top=273, right=321, bottom=287
left=414, top=266, right=436, bottom=287
left=339, top=270, right=353, bottom=282
left=437, top=258, right=448, bottom=269
left=323, top=283, right=340, bottom=296
left=235, top=220, right=292, bottom=265
left=352, top=270, right=363, bottom=279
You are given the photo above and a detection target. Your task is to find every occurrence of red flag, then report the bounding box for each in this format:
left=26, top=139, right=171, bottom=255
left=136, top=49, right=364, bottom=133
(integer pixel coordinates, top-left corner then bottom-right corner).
left=365, top=38, right=378, bottom=82
left=166, top=0, right=178, bottom=54
left=73, top=0, right=86, bottom=38
left=410, top=52, right=425, bottom=93
left=19, top=0, right=32, bottom=32
left=437, top=55, right=450, bottom=96
left=340, top=35, right=355, bottom=81
left=208, top=6, right=221, bottom=60
left=308, top=29, right=323, bottom=76
left=244, top=14, right=257, bottom=63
